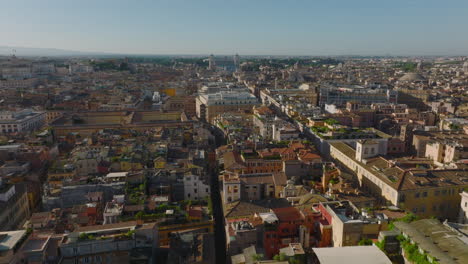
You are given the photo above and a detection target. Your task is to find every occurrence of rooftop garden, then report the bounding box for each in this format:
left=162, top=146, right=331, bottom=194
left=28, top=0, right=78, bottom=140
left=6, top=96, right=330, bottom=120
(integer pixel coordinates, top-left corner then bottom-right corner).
left=126, top=182, right=147, bottom=205
left=374, top=213, right=440, bottom=264
left=274, top=140, right=291, bottom=146
left=78, top=230, right=135, bottom=241
left=397, top=235, right=438, bottom=264
left=263, top=154, right=282, bottom=160
left=311, top=126, right=329, bottom=134
left=241, top=151, right=259, bottom=159
left=310, top=125, right=377, bottom=140
left=121, top=198, right=211, bottom=224
left=324, top=118, right=339, bottom=126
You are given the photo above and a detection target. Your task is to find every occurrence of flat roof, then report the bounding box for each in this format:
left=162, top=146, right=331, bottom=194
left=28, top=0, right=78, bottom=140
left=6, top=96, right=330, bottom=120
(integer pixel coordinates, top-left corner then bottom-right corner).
left=395, top=219, right=468, bottom=264
left=22, top=236, right=50, bottom=252
left=312, top=246, right=391, bottom=264
left=76, top=221, right=137, bottom=233
left=0, top=230, right=26, bottom=251
left=105, top=172, right=128, bottom=178
left=0, top=144, right=22, bottom=150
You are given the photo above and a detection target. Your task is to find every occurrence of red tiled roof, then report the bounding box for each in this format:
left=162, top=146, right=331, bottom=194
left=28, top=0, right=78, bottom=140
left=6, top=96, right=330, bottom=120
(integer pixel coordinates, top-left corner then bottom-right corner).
left=299, top=152, right=321, bottom=161
left=272, top=207, right=302, bottom=222
left=290, top=142, right=306, bottom=151
left=188, top=209, right=202, bottom=218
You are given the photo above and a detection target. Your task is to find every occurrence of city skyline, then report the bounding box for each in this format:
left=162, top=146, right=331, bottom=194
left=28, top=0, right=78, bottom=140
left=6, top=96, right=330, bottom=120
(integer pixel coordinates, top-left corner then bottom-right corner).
left=1, top=0, right=468, bottom=56
left=1, top=3, right=468, bottom=261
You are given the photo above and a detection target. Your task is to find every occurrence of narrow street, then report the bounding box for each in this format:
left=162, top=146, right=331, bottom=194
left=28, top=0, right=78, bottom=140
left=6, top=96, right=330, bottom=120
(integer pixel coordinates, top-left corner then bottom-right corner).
left=210, top=169, right=226, bottom=264
left=208, top=124, right=227, bottom=263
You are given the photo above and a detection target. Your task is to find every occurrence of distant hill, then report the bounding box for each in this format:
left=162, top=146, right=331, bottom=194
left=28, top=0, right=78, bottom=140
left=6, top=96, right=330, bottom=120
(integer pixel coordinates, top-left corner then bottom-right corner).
left=0, top=46, right=111, bottom=57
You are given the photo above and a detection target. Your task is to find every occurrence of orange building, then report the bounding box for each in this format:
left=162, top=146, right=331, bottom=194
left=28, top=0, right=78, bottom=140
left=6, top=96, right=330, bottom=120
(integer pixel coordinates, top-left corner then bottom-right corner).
left=261, top=207, right=331, bottom=258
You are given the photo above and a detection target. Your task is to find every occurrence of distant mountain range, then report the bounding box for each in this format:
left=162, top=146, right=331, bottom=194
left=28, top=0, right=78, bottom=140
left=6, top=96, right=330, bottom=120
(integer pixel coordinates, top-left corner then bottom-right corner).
left=0, top=46, right=113, bottom=57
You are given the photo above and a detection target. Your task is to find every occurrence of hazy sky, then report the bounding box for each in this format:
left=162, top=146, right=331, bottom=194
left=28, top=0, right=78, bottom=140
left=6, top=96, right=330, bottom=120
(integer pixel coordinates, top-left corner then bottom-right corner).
left=1, top=0, right=467, bottom=55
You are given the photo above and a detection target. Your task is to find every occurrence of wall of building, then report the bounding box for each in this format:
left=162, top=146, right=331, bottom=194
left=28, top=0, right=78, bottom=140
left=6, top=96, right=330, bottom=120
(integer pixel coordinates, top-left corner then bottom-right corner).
left=399, top=186, right=467, bottom=221
left=459, top=192, right=468, bottom=224
left=183, top=174, right=210, bottom=200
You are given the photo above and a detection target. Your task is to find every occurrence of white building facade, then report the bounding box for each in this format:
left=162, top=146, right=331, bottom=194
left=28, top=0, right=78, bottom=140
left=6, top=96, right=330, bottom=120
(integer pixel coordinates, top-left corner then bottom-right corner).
left=0, top=109, right=46, bottom=134
left=183, top=174, right=210, bottom=200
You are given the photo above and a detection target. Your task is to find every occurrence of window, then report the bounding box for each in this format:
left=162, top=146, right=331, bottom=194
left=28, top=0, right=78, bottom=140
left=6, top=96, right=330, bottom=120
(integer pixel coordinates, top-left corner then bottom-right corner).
left=435, top=190, right=440, bottom=196
left=400, top=194, right=406, bottom=203
left=422, top=192, right=427, bottom=197
left=415, top=193, right=420, bottom=198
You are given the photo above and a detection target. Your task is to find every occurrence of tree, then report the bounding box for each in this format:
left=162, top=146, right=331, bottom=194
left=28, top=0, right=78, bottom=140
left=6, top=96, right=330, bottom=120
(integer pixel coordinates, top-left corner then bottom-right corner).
left=273, top=253, right=287, bottom=261
left=206, top=197, right=213, bottom=215
left=135, top=211, right=144, bottom=220
left=400, top=213, right=419, bottom=223
left=251, top=254, right=264, bottom=261
left=324, top=118, right=339, bottom=126
left=358, top=238, right=373, bottom=245
left=289, top=259, right=300, bottom=264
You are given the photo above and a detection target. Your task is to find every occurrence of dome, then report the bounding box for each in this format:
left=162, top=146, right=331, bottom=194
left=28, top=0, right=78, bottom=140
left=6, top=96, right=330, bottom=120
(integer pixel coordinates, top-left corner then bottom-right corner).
left=398, top=72, right=426, bottom=82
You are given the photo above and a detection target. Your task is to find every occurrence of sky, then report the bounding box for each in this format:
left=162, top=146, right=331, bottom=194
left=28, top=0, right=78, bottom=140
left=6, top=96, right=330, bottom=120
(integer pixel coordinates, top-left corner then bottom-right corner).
left=1, top=0, right=467, bottom=56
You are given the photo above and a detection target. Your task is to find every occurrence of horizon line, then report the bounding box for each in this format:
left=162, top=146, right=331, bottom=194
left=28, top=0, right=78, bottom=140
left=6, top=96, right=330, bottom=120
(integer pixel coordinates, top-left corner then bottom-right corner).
left=0, top=45, right=467, bottom=58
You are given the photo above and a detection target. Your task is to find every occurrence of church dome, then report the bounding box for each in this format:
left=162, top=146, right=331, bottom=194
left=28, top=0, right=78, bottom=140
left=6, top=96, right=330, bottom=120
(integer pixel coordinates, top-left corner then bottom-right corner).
left=398, top=72, right=426, bottom=82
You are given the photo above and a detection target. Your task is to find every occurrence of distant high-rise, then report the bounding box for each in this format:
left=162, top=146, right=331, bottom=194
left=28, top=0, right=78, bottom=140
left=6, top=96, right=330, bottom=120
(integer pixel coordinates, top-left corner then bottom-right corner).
left=463, top=61, right=468, bottom=74
left=208, top=54, right=215, bottom=70
left=417, top=61, right=423, bottom=71
left=233, top=54, right=240, bottom=71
